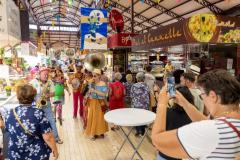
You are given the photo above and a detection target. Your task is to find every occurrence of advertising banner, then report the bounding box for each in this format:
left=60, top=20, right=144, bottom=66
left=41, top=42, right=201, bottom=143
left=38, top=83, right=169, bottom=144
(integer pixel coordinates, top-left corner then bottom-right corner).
left=80, top=7, right=108, bottom=50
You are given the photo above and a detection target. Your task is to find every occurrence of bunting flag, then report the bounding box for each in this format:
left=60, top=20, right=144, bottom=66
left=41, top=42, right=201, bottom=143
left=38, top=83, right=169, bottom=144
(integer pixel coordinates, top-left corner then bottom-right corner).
left=80, top=7, right=108, bottom=50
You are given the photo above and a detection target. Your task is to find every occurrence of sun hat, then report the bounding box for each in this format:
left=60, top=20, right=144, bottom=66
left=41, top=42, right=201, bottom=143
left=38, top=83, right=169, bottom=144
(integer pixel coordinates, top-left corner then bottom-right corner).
left=92, top=68, right=101, bottom=75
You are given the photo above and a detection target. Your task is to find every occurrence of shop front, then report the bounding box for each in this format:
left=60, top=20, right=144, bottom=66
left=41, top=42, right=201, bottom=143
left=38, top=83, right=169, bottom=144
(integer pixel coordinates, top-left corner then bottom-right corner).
left=132, top=14, right=240, bottom=77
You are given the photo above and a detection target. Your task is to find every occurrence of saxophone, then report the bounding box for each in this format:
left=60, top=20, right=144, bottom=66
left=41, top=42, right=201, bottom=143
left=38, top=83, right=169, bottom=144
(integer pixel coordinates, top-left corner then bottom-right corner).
left=37, top=81, right=50, bottom=109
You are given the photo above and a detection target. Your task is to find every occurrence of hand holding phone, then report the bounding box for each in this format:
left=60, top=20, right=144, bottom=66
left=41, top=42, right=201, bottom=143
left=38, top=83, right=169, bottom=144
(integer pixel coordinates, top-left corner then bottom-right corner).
left=167, top=77, right=176, bottom=98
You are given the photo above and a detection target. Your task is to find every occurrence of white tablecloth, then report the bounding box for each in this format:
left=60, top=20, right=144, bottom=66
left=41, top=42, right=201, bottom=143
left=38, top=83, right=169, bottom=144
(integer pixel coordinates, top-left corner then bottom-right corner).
left=104, top=108, right=156, bottom=127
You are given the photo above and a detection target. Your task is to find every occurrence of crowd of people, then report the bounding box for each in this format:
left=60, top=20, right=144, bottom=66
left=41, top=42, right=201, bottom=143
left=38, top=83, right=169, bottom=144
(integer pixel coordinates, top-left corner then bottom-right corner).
left=0, top=61, right=240, bottom=159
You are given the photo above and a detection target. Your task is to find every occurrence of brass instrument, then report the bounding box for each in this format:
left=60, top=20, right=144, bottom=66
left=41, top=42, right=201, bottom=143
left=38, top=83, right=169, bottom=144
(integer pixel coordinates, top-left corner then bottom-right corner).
left=37, top=82, right=50, bottom=108
left=84, top=53, right=105, bottom=72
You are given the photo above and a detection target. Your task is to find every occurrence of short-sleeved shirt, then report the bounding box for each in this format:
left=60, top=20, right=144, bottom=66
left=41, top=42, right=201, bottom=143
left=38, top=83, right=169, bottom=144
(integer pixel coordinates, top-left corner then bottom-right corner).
left=30, top=79, right=54, bottom=102
left=144, top=73, right=156, bottom=92
left=3, top=106, right=52, bottom=160
left=124, top=82, right=133, bottom=102
left=109, top=81, right=125, bottom=110
left=89, top=85, right=108, bottom=100
left=130, top=82, right=150, bottom=110
left=177, top=118, right=240, bottom=159
left=190, top=88, right=204, bottom=113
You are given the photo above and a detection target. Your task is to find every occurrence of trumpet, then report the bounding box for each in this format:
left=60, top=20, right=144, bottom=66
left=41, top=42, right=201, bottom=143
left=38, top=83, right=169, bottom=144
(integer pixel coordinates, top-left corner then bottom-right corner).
left=37, top=82, right=50, bottom=109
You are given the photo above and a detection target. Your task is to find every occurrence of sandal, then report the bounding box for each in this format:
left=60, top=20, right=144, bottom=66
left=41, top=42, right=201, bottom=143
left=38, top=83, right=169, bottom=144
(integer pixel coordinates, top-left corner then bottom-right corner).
left=99, top=134, right=104, bottom=138
left=91, top=135, right=98, bottom=141
left=56, top=139, right=63, bottom=144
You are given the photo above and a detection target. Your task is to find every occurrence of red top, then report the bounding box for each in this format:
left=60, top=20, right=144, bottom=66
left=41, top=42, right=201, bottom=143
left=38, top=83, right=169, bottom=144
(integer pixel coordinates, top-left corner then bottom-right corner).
left=109, top=81, right=125, bottom=110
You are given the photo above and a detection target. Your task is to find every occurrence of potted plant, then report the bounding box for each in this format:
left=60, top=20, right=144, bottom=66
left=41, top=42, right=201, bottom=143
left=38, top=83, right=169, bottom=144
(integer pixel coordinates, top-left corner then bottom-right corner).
left=5, top=86, right=12, bottom=96
left=0, top=48, right=4, bottom=64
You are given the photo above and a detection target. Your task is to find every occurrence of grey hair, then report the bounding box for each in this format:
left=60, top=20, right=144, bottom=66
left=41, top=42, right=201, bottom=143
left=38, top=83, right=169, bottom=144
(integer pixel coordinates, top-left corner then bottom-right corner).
left=136, top=72, right=145, bottom=82
left=114, top=72, right=122, bottom=81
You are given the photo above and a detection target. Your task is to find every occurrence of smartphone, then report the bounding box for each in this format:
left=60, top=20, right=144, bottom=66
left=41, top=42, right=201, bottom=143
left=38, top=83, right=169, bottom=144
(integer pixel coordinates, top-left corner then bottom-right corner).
left=167, top=77, right=176, bottom=97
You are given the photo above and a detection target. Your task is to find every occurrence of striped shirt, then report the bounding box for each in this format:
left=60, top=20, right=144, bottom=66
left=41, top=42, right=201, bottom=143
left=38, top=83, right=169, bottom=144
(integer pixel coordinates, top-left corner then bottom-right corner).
left=177, top=118, right=240, bottom=159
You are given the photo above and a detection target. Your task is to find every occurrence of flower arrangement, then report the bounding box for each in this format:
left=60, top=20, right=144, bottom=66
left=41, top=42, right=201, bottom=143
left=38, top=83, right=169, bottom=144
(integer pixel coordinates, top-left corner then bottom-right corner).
left=5, top=86, right=12, bottom=96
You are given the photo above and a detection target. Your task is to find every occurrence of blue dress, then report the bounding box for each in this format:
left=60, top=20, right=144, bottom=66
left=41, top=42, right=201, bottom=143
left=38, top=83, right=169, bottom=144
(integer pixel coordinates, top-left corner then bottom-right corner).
left=3, top=106, right=52, bottom=160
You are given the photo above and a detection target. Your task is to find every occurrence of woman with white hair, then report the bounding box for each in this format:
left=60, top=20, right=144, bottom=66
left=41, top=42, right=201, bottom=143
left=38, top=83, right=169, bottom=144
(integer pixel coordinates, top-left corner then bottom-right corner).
left=109, top=72, right=125, bottom=131
left=131, top=72, right=150, bottom=136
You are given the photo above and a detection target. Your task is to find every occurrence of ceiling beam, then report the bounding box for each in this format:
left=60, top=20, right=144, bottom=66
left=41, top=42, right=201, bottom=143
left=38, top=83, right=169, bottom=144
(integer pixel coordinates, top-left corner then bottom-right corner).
left=140, top=0, right=225, bottom=32
left=193, top=0, right=224, bottom=14
left=19, top=0, right=39, bottom=24
left=144, top=0, right=184, bottom=20
left=124, top=0, right=190, bottom=32
left=110, top=1, right=158, bottom=26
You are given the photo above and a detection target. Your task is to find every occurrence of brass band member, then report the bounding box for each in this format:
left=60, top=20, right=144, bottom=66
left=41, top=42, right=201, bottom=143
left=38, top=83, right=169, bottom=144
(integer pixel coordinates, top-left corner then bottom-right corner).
left=30, top=68, right=63, bottom=144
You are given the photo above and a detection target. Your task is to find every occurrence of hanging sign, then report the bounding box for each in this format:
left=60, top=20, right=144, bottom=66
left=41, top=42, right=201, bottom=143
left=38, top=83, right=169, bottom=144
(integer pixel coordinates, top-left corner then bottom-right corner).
left=80, top=7, right=108, bottom=50
left=109, top=9, right=124, bottom=33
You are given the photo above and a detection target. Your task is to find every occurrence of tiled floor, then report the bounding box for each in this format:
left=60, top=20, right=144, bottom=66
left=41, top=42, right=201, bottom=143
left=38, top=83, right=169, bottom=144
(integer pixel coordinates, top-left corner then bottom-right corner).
left=51, top=93, right=156, bottom=160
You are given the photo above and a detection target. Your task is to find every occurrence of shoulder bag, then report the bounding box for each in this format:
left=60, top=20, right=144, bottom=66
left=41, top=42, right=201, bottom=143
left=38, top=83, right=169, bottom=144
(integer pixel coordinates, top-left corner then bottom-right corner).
left=13, top=108, right=35, bottom=137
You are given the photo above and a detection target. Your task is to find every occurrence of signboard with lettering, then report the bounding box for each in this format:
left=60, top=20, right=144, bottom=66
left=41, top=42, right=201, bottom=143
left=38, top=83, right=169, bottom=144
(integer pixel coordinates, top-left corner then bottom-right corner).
left=132, top=21, right=186, bottom=51
left=132, top=14, right=240, bottom=51
left=108, top=33, right=137, bottom=49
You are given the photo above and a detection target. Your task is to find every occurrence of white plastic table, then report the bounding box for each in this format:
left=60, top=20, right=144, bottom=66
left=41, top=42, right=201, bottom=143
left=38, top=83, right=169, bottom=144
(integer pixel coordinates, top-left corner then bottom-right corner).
left=104, top=108, right=156, bottom=160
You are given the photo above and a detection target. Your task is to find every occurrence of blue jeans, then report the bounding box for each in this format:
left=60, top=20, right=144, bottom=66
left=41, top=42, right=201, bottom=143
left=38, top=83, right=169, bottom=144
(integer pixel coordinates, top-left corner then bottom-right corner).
left=157, top=154, right=167, bottom=160
left=42, top=102, right=59, bottom=140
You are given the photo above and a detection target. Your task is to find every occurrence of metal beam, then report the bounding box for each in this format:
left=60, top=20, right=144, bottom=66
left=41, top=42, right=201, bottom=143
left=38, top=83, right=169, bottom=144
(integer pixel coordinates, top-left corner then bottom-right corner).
left=140, top=0, right=225, bottom=32
left=20, top=0, right=38, bottom=24
left=145, top=0, right=184, bottom=20
left=193, top=0, right=224, bottom=14
left=124, top=0, right=190, bottom=32
left=131, top=0, right=134, bottom=33
left=110, top=1, right=158, bottom=26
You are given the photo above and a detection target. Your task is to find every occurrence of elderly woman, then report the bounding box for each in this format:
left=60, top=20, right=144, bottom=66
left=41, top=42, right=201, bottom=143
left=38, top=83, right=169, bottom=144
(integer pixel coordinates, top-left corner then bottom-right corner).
left=1, top=84, right=58, bottom=159
left=109, top=72, right=125, bottom=130
left=131, top=72, right=150, bottom=136
left=85, top=69, right=109, bottom=140
left=152, top=69, right=240, bottom=159
left=109, top=72, right=125, bottom=110
left=124, top=74, right=133, bottom=108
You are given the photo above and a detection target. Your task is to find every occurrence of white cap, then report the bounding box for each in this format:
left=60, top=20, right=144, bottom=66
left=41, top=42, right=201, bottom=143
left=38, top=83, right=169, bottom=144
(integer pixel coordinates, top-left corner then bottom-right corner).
left=189, top=65, right=200, bottom=75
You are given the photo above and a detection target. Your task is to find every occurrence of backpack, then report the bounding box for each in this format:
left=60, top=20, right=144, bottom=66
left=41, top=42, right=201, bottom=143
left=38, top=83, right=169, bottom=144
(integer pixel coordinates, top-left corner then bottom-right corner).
left=112, top=85, right=123, bottom=100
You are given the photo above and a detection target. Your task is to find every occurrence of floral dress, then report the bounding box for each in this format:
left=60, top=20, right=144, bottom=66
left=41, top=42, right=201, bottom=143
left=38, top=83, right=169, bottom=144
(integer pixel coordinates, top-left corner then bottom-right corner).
left=3, top=106, right=52, bottom=160
left=130, top=82, right=150, bottom=110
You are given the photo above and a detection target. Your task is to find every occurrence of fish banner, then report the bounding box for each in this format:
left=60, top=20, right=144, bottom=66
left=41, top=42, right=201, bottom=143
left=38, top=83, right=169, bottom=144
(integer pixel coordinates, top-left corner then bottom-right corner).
left=80, top=7, right=108, bottom=50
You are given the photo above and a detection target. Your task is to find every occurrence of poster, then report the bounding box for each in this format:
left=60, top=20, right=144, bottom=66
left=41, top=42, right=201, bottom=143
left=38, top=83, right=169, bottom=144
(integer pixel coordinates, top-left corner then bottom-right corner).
left=80, top=7, right=108, bottom=50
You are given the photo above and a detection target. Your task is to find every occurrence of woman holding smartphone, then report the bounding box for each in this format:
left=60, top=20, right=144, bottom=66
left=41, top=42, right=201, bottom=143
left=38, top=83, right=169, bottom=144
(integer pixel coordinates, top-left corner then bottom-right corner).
left=152, top=69, right=240, bottom=159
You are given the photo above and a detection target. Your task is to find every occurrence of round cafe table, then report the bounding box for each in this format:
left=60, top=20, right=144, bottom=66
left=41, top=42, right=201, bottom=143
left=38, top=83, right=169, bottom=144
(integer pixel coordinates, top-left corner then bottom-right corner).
left=104, top=108, right=156, bottom=160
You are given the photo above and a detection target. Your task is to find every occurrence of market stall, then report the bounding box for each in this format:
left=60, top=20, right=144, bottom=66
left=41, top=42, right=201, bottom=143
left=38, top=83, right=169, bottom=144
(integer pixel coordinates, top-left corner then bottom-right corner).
left=132, top=14, right=240, bottom=76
